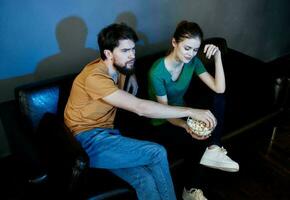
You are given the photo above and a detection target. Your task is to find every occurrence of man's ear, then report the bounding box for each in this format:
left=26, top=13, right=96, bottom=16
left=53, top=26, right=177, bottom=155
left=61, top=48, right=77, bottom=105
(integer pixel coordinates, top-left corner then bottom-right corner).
left=104, top=50, right=113, bottom=60
left=172, top=38, right=177, bottom=48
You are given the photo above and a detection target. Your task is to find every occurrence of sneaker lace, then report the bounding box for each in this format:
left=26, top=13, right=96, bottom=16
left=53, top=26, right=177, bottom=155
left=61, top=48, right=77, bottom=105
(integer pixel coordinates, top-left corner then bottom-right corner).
left=188, top=188, right=205, bottom=200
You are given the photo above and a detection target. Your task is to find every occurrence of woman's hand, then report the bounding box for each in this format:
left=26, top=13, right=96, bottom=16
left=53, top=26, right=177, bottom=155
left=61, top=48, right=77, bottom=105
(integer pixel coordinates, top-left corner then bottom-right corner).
left=204, top=44, right=221, bottom=61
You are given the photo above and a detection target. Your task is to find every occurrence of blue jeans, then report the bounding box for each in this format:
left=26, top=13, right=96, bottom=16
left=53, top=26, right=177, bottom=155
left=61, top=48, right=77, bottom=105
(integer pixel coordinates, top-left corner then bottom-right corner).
left=75, top=128, right=176, bottom=200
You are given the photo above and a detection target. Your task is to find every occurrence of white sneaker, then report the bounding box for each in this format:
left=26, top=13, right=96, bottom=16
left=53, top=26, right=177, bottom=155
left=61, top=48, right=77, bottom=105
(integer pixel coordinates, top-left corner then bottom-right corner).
left=182, top=188, right=207, bottom=200
left=200, top=145, right=239, bottom=172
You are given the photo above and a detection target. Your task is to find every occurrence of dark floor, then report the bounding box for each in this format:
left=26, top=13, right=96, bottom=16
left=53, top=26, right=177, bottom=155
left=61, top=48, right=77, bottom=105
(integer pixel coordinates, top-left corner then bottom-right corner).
left=1, top=111, right=289, bottom=200
left=199, top=110, right=290, bottom=200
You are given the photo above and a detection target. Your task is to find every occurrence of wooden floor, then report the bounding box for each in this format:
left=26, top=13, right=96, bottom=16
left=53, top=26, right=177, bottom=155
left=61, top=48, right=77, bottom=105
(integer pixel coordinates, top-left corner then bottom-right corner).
left=202, top=110, right=290, bottom=200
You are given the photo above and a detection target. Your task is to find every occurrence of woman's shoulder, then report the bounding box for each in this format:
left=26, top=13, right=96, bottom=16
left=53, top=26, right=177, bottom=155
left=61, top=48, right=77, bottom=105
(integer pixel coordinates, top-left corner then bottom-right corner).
left=190, top=57, right=203, bottom=65
left=150, top=57, right=165, bottom=72
left=152, top=57, right=165, bottom=67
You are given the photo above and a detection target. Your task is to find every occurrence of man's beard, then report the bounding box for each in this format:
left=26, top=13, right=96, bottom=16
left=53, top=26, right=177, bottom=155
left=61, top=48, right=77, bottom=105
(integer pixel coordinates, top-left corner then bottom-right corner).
left=114, top=61, right=135, bottom=76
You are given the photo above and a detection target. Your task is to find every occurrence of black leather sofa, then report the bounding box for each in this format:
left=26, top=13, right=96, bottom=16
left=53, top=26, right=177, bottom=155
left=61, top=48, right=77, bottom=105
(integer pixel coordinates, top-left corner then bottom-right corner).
left=0, top=38, right=288, bottom=199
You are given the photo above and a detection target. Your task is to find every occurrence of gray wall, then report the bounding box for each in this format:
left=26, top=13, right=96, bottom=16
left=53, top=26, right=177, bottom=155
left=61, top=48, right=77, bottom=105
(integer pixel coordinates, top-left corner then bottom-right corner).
left=1, top=0, right=290, bottom=103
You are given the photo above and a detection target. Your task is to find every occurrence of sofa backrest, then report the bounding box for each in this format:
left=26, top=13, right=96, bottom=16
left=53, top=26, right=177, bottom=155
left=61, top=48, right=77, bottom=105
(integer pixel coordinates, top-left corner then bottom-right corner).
left=133, top=37, right=277, bottom=135
left=15, top=74, right=76, bottom=132
left=14, top=37, right=227, bottom=133
left=13, top=37, right=279, bottom=137
left=134, top=37, right=228, bottom=99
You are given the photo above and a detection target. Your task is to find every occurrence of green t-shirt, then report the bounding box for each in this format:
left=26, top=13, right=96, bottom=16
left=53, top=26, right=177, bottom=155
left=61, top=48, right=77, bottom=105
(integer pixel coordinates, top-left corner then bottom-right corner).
left=148, top=57, right=206, bottom=126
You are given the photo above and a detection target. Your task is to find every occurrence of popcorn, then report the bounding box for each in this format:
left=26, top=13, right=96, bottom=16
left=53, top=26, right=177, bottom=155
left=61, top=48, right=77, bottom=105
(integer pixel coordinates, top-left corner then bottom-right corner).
left=187, top=117, right=214, bottom=137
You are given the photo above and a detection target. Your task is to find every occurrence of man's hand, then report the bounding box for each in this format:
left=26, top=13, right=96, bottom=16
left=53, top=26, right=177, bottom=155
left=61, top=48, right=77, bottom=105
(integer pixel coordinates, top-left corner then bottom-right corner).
left=189, top=108, right=217, bottom=129
left=182, top=121, right=210, bottom=140
left=126, top=75, right=138, bottom=96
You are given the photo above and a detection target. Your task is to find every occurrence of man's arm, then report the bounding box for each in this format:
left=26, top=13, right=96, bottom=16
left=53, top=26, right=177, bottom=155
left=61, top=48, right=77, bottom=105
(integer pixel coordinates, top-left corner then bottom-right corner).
left=102, top=89, right=216, bottom=128
left=155, top=95, right=187, bottom=127
left=155, top=95, right=209, bottom=140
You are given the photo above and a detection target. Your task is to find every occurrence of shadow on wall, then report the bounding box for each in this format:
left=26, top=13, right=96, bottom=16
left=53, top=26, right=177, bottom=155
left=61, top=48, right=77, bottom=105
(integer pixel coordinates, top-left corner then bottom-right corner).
left=114, top=11, right=171, bottom=58
left=0, top=16, right=98, bottom=103
left=115, top=11, right=149, bottom=56
left=35, top=16, right=98, bottom=80
left=0, top=13, right=171, bottom=103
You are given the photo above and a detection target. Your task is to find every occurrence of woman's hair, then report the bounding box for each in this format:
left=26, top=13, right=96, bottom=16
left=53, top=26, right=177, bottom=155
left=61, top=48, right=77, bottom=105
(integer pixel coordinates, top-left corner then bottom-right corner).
left=98, top=23, right=139, bottom=60
left=173, top=20, right=203, bottom=43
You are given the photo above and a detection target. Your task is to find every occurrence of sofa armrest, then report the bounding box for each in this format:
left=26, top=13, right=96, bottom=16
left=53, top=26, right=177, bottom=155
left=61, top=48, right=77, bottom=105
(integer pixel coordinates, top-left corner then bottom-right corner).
left=36, top=112, right=89, bottom=196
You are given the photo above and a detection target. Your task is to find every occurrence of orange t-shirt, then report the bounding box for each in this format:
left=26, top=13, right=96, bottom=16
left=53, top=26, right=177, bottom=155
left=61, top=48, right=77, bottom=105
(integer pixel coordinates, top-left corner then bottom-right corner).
left=64, top=59, right=125, bottom=135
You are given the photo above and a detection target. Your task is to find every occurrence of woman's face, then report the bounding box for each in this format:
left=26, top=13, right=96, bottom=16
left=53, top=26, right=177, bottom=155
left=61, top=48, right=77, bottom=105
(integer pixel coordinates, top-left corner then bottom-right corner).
left=172, top=37, right=201, bottom=63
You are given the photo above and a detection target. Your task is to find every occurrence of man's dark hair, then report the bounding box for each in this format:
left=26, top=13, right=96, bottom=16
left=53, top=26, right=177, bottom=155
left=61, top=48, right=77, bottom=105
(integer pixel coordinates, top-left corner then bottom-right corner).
left=98, top=23, right=139, bottom=60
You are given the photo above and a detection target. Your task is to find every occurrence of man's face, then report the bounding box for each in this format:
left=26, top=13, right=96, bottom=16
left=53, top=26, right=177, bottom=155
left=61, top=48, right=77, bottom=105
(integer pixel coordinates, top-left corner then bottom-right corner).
left=112, top=39, right=136, bottom=75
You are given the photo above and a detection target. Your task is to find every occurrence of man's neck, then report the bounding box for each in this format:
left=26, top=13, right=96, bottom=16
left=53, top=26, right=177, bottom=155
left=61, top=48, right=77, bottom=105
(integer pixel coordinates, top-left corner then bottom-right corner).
left=104, top=59, right=119, bottom=84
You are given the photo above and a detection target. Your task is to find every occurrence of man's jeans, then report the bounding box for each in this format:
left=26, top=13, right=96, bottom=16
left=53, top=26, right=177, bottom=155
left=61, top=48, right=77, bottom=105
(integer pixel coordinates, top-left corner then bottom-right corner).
left=75, top=128, right=176, bottom=200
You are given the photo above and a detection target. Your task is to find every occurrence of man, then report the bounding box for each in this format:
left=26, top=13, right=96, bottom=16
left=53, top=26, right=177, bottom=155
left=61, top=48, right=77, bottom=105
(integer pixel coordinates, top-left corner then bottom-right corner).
left=64, top=23, right=216, bottom=200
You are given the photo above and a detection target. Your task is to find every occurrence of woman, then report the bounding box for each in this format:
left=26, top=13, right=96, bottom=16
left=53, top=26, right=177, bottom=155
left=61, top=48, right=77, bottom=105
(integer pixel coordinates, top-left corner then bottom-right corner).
left=147, top=21, right=239, bottom=200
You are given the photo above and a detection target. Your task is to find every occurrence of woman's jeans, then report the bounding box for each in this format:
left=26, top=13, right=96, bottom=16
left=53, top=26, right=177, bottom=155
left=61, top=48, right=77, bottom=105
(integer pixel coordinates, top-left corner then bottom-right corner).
left=75, top=128, right=176, bottom=200
left=144, top=93, right=226, bottom=189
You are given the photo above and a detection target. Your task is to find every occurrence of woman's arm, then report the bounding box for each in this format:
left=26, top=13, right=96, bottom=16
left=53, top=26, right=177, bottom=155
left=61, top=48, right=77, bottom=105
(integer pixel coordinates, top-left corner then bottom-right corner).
left=198, top=44, right=226, bottom=93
